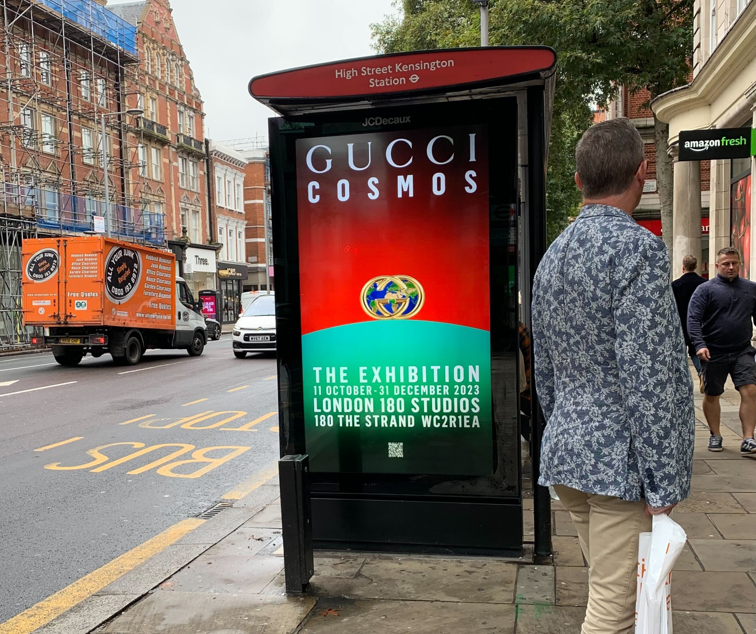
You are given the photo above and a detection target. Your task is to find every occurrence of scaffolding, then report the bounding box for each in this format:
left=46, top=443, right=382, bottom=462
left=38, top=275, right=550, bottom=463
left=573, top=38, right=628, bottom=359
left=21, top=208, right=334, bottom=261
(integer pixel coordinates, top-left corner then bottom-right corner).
left=0, top=0, right=160, bottom=349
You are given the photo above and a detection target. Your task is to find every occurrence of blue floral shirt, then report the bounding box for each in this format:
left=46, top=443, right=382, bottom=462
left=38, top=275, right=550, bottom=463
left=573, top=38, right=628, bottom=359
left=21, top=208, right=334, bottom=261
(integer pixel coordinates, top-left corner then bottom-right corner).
left=532, top=204, right=695, bottom=507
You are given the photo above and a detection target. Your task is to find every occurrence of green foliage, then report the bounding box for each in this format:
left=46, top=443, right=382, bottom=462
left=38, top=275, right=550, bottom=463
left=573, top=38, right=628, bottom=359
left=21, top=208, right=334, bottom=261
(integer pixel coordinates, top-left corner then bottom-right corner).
left=371, top=0, right=694, bottom=242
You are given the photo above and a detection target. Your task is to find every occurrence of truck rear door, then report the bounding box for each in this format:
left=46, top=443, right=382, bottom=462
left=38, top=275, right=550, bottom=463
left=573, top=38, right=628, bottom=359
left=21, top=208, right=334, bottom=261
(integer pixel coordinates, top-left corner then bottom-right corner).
left=63, top=237, right=103, bottom=325
left=22, top=238, right=63, bottom=325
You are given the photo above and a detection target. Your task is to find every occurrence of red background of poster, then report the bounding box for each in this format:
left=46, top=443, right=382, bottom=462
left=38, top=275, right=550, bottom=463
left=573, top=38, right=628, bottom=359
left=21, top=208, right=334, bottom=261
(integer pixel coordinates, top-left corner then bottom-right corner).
left=296, top=127, right=490, bottom=336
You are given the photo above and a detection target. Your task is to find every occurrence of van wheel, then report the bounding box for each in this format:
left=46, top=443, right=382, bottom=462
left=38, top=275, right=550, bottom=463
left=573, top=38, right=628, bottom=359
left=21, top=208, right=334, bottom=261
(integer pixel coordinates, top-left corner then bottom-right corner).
left=53, top=347, right=83, bottom=367
left=233, top=351, right=247, bottom=359
left=123, top=336, right=143, bottom=366
left=188, top=332, right=205, bottom=357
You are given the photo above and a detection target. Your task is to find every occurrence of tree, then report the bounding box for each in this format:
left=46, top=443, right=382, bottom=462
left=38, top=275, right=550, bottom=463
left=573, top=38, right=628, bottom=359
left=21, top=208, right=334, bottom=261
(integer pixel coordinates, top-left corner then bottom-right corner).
left=372, top=0, right=694, bottom=250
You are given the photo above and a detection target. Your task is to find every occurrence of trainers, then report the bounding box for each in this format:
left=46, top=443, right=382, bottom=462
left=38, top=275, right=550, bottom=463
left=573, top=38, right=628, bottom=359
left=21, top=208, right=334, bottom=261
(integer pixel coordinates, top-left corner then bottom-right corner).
left=740, top=438, right=756, bottom=455
left=708, top=435, right=723, bottom=452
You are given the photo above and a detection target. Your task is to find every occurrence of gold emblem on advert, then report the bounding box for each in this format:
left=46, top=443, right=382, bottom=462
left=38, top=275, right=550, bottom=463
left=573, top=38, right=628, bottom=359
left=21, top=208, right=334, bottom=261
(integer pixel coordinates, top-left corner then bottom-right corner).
left=361, top=275, right=424, bottom=320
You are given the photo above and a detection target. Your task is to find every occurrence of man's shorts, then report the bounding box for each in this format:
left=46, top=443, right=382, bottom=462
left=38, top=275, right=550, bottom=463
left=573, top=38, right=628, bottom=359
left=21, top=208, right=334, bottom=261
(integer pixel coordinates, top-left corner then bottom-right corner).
left=701, top=346, right=756, bottom=397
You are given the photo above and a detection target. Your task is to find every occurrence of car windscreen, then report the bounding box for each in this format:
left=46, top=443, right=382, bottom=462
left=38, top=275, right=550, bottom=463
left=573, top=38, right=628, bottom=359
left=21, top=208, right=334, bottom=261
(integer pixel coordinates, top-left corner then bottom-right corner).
left=243, top=295, right=275, bottom=317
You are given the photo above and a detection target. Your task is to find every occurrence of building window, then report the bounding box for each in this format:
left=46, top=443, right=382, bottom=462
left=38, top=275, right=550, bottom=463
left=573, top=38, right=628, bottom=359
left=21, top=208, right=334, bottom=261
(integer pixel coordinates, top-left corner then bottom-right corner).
left=226, top=179, right=233, bottom=207
left=136, top=93, right=144, bottom=111
left=97, top=78, right=106, bottom=107
left=228, top=227, right=236, bottom=260
left=151, top=147, right=161, bottom=180
left=21, top=107, right=35, bottom=148
left=187, top=112, right=195, bottom=138
left=85, top=195, right=98, bottom=221
left=218, top=226, right=225, bottom=259
left=736, top=0, right=747, bottom=16
left=98, top=131, right=110, bottom=167
left=235, top=183, right=242, bottom=211
left=177, top=108, right=185, bottom=134
left=41, top=114, right=55, bottom=153
left=191, top=209, right=200, bottom=243
left=19, top=43, right=30, bottom=77
left=149, top=96, right=157, bottom=120
left=80, top=71, right=91, bottom=101
left=152, top=201, right=163, bottom=227
left=175, top=62, right=181, bottom=87
left=709, top=4, right=717, bottom=54
left=44, top=189, right=59, bottom=221
left=189, top=160, right=198, bottom=191
left=237, top=230, right=244, bottom=262
left=39, top=51, right=52, bottom=85
left=82, top=127, right=94, bottom=164
left=155, top=54, right=162, bottom=80
left=165, top=60, right=171, bottom=85
left=138, top=144, right=147, bottom=177
left=145, top=48, right=152, bottom=75
left=216, top=175, right=224, bottom=206
left=179, top=157, right=188, bottom=188
left=180, top=207, right=188, bottom=236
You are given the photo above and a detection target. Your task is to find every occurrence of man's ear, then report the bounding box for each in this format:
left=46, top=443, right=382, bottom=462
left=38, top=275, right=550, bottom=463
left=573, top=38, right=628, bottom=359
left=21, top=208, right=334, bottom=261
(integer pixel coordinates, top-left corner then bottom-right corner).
left=574, top=172, right=583, bottom=191
left=636, top=160, right=649, bottom=183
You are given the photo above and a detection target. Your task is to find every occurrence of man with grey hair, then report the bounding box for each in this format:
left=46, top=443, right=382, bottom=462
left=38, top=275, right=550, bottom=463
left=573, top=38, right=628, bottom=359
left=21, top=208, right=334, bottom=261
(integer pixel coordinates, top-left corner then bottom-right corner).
left=532, top=118, right=695, bottom=634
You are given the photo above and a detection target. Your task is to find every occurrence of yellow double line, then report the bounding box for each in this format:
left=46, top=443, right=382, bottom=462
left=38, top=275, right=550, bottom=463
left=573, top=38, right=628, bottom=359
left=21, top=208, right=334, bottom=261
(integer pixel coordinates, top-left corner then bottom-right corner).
left=0, top=463, right=278, bottom=634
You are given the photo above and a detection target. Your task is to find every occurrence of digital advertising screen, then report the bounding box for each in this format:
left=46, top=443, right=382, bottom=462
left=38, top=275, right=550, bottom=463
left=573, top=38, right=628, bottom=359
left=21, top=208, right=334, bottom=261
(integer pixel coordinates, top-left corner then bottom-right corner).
left=296, top=125, right=493, bottom=475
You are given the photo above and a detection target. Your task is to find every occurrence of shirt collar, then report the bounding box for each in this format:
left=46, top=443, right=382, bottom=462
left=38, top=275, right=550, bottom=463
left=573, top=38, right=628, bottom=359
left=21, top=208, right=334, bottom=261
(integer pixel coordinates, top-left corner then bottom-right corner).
left=578, top=204, right=634, bottom=222
left=716, top=274, right=739, bottom=284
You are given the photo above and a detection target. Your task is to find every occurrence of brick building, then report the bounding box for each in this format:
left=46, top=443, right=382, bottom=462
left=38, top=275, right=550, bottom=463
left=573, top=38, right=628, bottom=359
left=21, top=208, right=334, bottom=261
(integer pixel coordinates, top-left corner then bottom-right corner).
left=0, top=0, right=150, bottom=349
left=110, top=0, right=211, bottom=295
left=207, top=139, right=247, bottom=324
left=604, top=87, right=713, bottom=276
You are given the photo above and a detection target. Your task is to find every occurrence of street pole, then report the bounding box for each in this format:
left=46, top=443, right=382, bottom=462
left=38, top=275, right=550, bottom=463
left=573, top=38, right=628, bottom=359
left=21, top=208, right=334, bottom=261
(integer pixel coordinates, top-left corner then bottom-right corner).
left=264, top=199, right=270, bottom=293
left=101, top=112, right=111, bottom=238
left=479, top=1, right=489, bottom=46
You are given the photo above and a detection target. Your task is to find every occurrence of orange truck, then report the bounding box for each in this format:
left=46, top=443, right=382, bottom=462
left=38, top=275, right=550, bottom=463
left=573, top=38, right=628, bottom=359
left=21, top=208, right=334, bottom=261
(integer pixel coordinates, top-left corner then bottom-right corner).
left=22, top=236, right=208, bottom=366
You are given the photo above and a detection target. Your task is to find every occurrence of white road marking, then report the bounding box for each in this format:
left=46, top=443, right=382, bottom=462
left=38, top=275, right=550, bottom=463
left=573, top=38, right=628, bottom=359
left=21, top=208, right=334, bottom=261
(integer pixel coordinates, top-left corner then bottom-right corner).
left=0, top=362, right=57, bottom=373
left=117, top=362, right=184, bottom=375
left=0, top=381, right=77, bottom=398
left=0, top=380, right=19, bottom=387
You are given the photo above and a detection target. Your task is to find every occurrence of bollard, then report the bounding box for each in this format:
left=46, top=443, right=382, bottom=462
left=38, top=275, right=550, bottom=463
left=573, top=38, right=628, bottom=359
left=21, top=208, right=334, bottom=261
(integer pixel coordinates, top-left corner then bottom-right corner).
left=278, top=454, right=313, bottom=594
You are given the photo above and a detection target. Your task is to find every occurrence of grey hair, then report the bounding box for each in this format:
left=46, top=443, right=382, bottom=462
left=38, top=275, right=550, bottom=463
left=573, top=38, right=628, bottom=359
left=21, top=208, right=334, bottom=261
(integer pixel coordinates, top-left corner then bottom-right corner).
left=575, top=119, right=645, bottom=199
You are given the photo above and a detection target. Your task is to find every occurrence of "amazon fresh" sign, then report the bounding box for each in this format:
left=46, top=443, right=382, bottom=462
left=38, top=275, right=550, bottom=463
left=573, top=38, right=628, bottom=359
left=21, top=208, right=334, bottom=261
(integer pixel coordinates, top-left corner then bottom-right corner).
left=679, top=127, right=756, bottom=162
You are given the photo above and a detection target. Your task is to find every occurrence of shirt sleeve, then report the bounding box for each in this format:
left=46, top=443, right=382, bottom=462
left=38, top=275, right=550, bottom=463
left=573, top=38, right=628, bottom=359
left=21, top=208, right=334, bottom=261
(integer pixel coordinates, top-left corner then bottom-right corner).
left=687, top=285, right=708, bottom=351
left=614, top=238, right=695, bottom=508
left=532, top=274, right=555, bottom=422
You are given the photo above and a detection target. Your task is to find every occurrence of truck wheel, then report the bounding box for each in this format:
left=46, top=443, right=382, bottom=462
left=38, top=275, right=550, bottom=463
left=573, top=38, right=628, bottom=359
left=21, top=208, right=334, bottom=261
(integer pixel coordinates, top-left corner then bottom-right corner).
left=123, top=336, right=143, bottom=366
left=188, top=332, right=205, bottom=357
left=234, top=351, right=247, bottom=359
left=53, top=347, right=84, bottom=367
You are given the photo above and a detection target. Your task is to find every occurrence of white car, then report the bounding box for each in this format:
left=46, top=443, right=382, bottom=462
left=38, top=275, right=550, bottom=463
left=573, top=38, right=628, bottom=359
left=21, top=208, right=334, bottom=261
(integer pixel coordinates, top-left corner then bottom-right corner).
left=232, top=293, right=276, bottom=358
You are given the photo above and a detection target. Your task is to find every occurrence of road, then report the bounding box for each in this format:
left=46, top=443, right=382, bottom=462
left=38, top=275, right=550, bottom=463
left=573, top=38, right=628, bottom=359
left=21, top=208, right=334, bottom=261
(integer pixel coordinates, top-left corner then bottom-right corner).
left=0, top=337, right=279, bottom=624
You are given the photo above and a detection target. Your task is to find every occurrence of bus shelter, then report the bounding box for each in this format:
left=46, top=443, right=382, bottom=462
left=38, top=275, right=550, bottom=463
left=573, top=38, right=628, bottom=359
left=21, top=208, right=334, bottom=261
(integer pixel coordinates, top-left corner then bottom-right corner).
left=249, top=46, right=556, bottom=589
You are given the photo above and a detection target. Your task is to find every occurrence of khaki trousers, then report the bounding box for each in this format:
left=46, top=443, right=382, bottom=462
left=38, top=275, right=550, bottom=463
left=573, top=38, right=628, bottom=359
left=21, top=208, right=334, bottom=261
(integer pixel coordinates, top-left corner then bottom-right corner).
left=553, top=485, right=652, bottom=634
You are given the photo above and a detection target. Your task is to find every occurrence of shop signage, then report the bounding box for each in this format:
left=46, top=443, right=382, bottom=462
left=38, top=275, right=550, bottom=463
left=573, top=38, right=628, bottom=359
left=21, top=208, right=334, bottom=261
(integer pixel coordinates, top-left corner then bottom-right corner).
left=296, top=125, right=493, bottom=475
left=679, top=128, right=756, bottom=162
left=250, top=48, right=556, bottom=102
left=218, top=262, right=248, bottom=280
left=184, top=247, right=216, bottom=274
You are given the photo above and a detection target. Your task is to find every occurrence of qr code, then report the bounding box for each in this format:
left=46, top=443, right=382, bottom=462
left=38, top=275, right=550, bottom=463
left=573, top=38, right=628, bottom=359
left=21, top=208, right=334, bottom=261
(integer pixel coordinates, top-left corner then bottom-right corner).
left=388, top=442, right=403, bottom=458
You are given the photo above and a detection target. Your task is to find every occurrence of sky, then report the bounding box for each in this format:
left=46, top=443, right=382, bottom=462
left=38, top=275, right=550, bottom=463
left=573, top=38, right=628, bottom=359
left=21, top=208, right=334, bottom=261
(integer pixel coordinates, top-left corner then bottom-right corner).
left=111, top=0, right=399, bottom=144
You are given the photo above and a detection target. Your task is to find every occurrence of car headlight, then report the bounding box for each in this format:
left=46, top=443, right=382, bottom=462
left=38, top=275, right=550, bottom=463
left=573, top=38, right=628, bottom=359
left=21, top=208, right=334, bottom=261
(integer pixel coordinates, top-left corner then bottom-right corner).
left=233, top=329, right=241, bottom=336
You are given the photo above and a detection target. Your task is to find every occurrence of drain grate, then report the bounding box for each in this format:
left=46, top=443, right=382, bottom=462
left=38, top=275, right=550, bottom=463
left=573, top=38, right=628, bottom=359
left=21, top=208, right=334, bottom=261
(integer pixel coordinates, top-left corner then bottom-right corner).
left=194, top=500, right=234, bottom=520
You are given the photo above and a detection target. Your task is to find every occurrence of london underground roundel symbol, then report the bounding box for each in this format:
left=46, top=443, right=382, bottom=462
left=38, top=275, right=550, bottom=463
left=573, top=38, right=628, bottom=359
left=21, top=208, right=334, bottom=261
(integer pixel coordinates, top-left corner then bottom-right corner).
left=361, top=275, right=424, bottom=320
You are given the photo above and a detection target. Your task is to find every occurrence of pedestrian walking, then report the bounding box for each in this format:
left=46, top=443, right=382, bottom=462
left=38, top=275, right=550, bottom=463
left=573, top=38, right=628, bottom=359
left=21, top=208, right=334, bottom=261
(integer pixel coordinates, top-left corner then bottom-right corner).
left=687, top=246, right=756, bottom=454
left=671, top=255, right=707, bottom=389
left=532, top=118, right=695, bottom=634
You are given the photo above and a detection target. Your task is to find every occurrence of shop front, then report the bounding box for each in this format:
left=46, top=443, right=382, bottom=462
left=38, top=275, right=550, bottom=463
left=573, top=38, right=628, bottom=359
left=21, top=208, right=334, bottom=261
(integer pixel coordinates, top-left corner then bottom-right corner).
left=183, top=246, right=218, bottom=298
left=218, top=261, right=248, bottom=324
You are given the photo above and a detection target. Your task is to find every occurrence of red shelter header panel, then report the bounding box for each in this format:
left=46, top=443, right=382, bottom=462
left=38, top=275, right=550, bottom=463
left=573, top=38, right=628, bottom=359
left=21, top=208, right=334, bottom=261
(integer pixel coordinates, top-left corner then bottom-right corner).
left=250, top=48, right=555, bottom=100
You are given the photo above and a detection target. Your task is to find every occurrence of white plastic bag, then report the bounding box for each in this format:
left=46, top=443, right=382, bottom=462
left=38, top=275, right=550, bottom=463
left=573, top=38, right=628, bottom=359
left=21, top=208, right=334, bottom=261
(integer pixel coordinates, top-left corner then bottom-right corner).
left=635, top=514, right=687, bottom=634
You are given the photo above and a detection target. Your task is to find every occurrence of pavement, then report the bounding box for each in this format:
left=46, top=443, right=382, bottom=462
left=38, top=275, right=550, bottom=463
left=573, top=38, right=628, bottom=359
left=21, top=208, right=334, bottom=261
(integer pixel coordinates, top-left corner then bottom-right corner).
left=4, top=366, right=754, bottom=634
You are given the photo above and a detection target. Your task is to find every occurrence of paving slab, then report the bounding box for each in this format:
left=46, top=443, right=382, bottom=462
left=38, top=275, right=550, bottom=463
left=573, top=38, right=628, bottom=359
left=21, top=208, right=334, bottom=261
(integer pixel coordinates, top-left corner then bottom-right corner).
left=693, top=460, right=715, bottom=475
left=551, top=536, right=585, bottom=566
left=689, top=540, right=756, bottom=572
left=196, top=526, right=280, bottom=558
left=670, top=611, right=749, bottom=634
left=515, top=565, right=555, bottom=605
left=734, top=493, right=756, bottom=513
left=554, top=510, right=578, bottom=537
left=693, top=448, right=744, bottom=460
left=671, top=571, right=756, bottom=613
left=692, top=476, right=756, bottom=493
left=555, top=566, right=588, bottom=607
left=244, top=502, right=282, bottom=528
left=313, top=556, right=366, bottom=578
left=39, top=594, right=139, bottom=634
left=674, top=513, right=723, bottom=539
left=523, top=510, right=534, bottom=538
left=708, top=514, right=756, bottom=540
left=158, top=554, right=284, bottom=594
left=676, top=492, right=748, bottom=514
left=735, top=613, right=756, bottom=633
left=308, top=557, right=518, bottom=604
left=515, top=604, right=585, bottom=633
left=706, top=460, right=756, bottom=478
left=299, top=598, right=516, bottom=634
left=674, top=543, right=703, bottom=571
left=97, top=591, right=316, bottom=634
